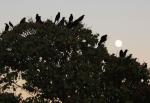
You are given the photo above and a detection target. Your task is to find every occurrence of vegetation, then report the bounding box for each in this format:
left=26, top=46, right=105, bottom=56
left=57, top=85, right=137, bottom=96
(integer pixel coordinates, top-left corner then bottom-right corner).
left=0, top=13, right=150, bottom=103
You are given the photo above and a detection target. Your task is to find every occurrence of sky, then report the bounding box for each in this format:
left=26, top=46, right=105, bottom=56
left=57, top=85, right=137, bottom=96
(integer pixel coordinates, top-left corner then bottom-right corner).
left=0, top=0, right=150, bottom=65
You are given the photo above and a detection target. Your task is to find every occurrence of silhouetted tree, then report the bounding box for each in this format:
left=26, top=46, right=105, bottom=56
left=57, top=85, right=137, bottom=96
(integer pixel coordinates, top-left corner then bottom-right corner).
left=0, top=13, right=150, bottom=103
left=0, top=93, right=21, bottom=103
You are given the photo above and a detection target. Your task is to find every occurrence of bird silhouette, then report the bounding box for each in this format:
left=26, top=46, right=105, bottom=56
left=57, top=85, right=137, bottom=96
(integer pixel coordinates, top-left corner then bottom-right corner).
left=123, top=49, right=128, bottom=57
left=142, top=62, right=147, bottom=68
left=67, top=15, right=85, bottom=28
left=69, top=14, right=73, bottom=23
left=119, top=50, right=124, bottom=57
left=20, top=17, right=26, bottom=24
left=55, top=12, right=60, bottom=24
left=126, top=54, right=132, bottom=59
left=9, top=21, right=13, bottom=28
left=75, top=15, right=85, bottom=23
left=99, top=35, right=107, bottom=45
left=36, top=14, right=42, bottom=23
left=4, top=23, right=9, bottom=32
left=58, top=17, right=65, bottom=26
left=119, top=49, right=128, bottom=57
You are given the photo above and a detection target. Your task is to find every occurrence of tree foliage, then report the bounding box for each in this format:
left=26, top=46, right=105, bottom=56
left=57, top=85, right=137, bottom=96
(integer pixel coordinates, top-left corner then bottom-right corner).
left=0, top=14, right=150, bottom=103
left=0, top=93, right=20, bottom=103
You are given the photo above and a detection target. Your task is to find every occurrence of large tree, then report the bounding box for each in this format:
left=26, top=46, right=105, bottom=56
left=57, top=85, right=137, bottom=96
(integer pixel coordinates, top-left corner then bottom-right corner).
left=0, top=14, right=150, bottom=103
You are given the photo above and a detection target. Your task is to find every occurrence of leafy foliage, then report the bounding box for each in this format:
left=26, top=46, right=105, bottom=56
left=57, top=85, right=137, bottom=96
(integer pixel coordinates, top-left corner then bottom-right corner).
left=0, top=93, right=20, bottom=103
left=0, top=14, right=150, bottom=103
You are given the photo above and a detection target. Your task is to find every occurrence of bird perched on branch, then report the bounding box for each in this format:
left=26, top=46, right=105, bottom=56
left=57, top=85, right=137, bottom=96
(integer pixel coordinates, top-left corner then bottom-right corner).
left=99, top=35, right=107, bottom=46
left=4, top=23, right=9, bottom=32
left=69, top=14, right=73, bottom=23
left=20, top=17, right=26, bottom=24
left=67, top=15, right=85, bottom=28
left=75, top=15, right=85, bottom=23
left=36, top=14, right=42, bottom=23
left=55, top=12, right=60, bottom=24
left=141, top=62, right=147, bottom=68
left=126, top=54, right=132, bottom=59
left=58, top=17, right=66, bottom=26
left=9, top=21, right=13, bottom=28
left=123, top=49, right=128, bottom=57
left=119, top=49, right=128, bottom=57
left=119, top=50, right=124, bottom=57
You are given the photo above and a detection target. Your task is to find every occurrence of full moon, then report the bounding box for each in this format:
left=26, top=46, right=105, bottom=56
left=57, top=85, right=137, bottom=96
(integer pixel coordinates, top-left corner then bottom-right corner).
left=115, top=40, right=123, bottom=47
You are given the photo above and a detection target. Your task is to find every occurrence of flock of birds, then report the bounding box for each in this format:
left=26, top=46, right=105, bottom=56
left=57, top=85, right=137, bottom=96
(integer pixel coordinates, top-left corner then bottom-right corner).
left=3, top=12, right=85, bottom=33
left=3, top=12, right=108, bottom=48
left=3, top=12, right=138, bottom=64
left=119, top=49, right=129, bottom=58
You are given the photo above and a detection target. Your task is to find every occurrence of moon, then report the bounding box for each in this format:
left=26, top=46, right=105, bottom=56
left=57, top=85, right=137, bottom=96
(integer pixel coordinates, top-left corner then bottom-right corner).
left=115, top=40, right=123, bottom=48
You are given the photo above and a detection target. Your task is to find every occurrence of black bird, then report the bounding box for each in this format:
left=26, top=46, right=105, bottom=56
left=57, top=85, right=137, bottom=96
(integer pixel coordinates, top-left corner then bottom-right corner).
left=36, top=14, right=42, bottom=23
left=122, top=49, right=128, bottom=57
left=75, top=15, right=85, bottom=23
left=142, top=62, right=147, bottom=68
left=55, top=12, right=60, bottom=23
left=9, top=21, right=13, bottom=28
left=5, top=23, right=9, bottom=32
left=99, top=35, right=107, bottom=45
left=67, top=15, right=85, bottom=28
left=69, top=14, right=73, bottom=23
left=119, top=49, right=128, bottom=57
left=126, top=54, right=132, bottom=59
left=58, top=17, right=65, bottom=26
left=119, top=50, right=124, bottom=57
left=20, top=17, right=26, bottom=24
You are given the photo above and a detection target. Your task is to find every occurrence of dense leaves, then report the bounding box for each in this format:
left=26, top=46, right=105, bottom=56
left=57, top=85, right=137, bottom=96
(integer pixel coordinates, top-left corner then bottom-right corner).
left=0, top=14, right=150, bottom=103
left=0, top=93, right=20, bottom=103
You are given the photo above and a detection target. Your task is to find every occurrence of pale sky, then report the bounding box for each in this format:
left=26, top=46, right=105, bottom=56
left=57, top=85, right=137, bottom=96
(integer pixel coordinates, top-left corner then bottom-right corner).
left=0, top=0, right=150, bottom=65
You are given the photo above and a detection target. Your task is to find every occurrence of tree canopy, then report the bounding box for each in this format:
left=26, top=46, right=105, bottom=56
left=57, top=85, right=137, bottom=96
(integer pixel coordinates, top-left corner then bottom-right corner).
left=0, top=13, right=150, bottom=103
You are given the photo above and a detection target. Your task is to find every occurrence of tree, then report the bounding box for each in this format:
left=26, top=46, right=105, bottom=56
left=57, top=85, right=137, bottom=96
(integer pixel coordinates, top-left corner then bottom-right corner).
left=0, top=14, right=150, bottom=103
left=0, top=93, right=20, bottom=103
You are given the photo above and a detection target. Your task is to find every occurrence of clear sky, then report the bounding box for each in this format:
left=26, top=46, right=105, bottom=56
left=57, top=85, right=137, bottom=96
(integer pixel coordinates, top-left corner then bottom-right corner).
left=0, top=0, right=150, bottom=65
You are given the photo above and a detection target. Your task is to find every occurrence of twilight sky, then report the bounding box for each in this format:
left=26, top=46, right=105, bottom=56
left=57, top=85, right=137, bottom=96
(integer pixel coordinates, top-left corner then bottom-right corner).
left=0, top=0, right=150, bottom=65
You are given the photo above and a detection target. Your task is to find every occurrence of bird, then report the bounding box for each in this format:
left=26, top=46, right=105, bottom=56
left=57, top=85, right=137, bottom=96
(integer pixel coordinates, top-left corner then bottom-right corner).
left=119, top=50, right=124, bottom=57
left=99, top=35, right=107, bottom=45
left=75, top=15, right=85, bottom=23
left=119, top=49, right=128, bottom=58
left=9, top=21, right=13, bottom=28
left=69, top=14, right=73, bottom=23
left=67, top=15, right=85, bottom=28
left=36, top=14, right=42, bottom=23
left=54, top=12, right=60, bottom=24
left=20, top=17, right=26, bottom=24
left=122, top=49, right=128, bottom=57
left=142, top=62, right=147, bottom=68
left=58, top=17, right=65, bottom=26
left=4, top=23, right=9, bottom=32
left=126, top=54, right=132, bottom=59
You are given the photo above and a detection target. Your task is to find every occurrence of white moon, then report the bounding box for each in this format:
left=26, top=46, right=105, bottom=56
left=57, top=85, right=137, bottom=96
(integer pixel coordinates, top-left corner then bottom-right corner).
left=115, top=40, right=123, bottom=47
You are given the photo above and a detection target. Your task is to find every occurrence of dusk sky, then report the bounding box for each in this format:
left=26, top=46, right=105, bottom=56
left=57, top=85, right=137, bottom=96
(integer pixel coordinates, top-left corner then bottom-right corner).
left=0, top=0, right=150, bottom=65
